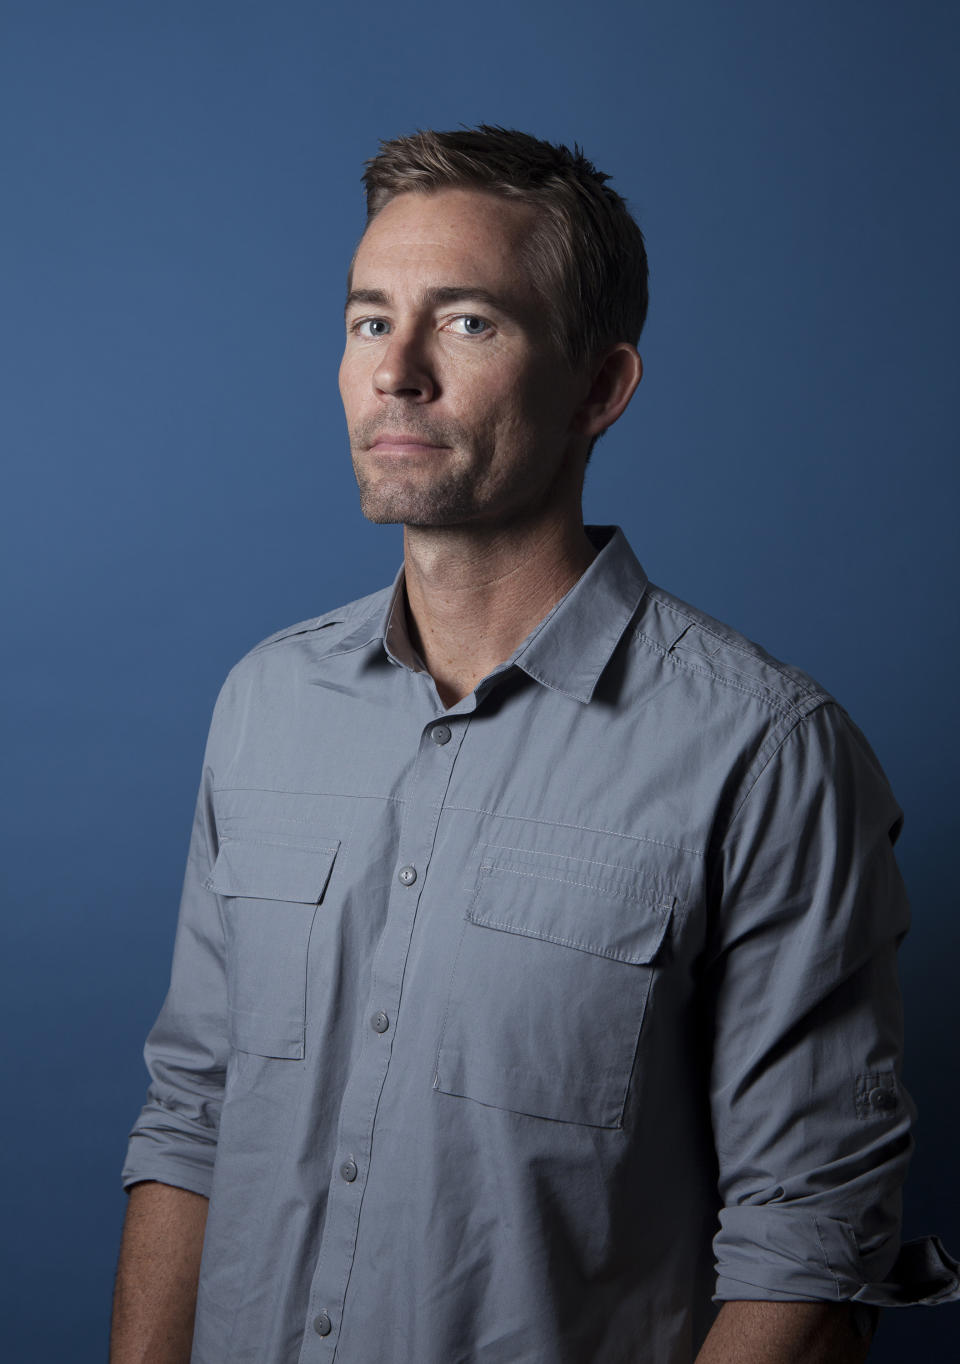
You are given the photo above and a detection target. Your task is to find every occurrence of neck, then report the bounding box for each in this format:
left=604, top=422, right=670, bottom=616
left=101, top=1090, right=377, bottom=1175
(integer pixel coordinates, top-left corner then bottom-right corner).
left=402, top=512, right=598, bottom=709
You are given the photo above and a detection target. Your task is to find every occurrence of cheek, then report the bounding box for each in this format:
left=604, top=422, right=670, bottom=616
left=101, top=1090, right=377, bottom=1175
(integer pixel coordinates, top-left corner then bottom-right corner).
left=491, top=384, right=560, bottom=450
left=338, top=356, right=369, bottom=418
left=473, top=368, right=542, bottom=427
left=479, top=353, right=565, bottom=428
left=522, top=363, right=571, bottom=424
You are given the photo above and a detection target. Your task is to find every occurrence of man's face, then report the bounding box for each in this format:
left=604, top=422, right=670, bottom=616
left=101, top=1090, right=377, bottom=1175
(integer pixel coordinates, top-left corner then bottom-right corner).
left=339, top=188, right=586, bottom=530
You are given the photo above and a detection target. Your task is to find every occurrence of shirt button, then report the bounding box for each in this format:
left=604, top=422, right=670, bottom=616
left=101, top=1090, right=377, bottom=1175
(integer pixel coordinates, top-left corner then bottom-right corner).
left=371, top=1010, right=390, bottom=1033
left=398, top=864, right=417, bottom=886
left=431, top=724, right=452, bottom=745
left=869, top=1086, right=897, bottom=1112
left=313, top=1311, right=332, bottom=1336
left=340, top=1157, right=358, bottom=1182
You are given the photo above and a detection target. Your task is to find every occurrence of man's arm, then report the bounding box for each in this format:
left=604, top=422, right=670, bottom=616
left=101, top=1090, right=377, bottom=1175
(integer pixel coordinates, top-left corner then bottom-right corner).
left=706, top=703, right=914, bottom=1304
left=110, top=1181, right=209, bottom=1364
left=119, top=754, right=227, bottom=1348
left=694, top=1300, right=874, bottom=1363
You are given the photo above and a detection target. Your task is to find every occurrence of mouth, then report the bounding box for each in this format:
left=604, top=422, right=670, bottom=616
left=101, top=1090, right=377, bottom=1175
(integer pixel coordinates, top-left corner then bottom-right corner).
left=365, top=436, right=452, bottom=458
left=368, top=435, right=450, bottom=454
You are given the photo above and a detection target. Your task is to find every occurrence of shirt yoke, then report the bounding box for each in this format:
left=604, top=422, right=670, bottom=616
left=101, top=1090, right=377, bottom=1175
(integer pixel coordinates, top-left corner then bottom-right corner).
left=228, top=572, right=832, bottom=742
left=243, top=587, right=392, bottom=657
left=635, top=584, right=832, bottom=723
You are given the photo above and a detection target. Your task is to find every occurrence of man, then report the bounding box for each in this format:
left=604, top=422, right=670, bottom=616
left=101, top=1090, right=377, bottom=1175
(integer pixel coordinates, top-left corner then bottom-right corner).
left=112, top=127, right=957, bottom=1363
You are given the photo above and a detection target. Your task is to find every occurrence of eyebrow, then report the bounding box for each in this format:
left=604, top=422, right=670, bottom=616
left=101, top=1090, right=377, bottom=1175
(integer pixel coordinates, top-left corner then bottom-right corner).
left=344, top=285, right=522, bottom=321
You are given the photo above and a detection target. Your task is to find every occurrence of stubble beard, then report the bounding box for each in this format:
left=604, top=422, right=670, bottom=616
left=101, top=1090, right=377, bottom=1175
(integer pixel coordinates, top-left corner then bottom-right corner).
left=352, top=451, right=484, bottom=528
left=350, top=413, right=489, bottom=527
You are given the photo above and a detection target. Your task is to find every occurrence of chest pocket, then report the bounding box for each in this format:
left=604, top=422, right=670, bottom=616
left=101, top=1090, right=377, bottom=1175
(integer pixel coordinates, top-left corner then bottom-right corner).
left=434, top=844, right=677, bottom=1128
left=205, top=833, right=340, bottom=1058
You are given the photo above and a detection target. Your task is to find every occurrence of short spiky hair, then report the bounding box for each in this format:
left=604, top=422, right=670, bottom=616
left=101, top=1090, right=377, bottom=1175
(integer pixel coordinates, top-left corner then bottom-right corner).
left=359, top=125, right=648, bottom=371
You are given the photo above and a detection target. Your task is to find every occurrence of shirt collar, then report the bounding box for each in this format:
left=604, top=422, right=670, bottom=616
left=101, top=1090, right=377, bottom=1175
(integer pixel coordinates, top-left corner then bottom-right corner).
left=332, top=526, right=648, bottom=705
left=507, top=526, right=648, bottom=703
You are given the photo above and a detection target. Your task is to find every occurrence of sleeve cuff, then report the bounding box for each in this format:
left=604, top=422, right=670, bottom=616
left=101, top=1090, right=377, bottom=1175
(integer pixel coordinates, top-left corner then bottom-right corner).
left=853, top=1236, right=960, bottom=1307
left=714, top=1206, right=960, bottom=1306
left=121, top=1164, right=213, bottom=1199
left=121, top=1097, right=219, bottom=1199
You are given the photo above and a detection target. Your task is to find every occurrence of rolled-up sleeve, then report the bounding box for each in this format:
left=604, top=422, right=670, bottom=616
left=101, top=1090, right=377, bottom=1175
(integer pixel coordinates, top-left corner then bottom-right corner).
left=121, top=749, right=226, bottom=1198
left=707, top=700, right=927, bottom=1303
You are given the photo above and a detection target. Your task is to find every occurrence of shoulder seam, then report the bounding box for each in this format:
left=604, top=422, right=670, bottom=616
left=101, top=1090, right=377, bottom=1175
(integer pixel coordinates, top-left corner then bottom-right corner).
left=724, top=697, right=834, bottom=834
left=640, top=590, right=826, bottom=715
left=244, top=587, right=391, bottom=658
left=247, top=614, right=346, bottom=656
left=633, top=627, right=823, bottom=721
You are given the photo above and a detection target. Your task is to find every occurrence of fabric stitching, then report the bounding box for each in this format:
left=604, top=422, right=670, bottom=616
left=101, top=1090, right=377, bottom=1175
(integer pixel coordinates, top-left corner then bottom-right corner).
left=213, top=792, right=701, bottom=859
left=443, top=803, right=704, bottom=858
left=634, top=630, right=800, bottom=718
left=813, top=1216, right=843, bottom=1299
left=481, top=862, right=661, bottom=906
left=213, top=786, right=405, bottom=808
left=643, top=589, right=825, bottom=697
left=723, top=699, right=830, bottom=833
left=433, top=915, right=470, bottom=1089
left=217, top=834, right=339, bottom=856
left=248, top=619, right=344, bottom=654
left=466, top=908, right=662, bottom=965
left=481, top=843, right=658, bottom=877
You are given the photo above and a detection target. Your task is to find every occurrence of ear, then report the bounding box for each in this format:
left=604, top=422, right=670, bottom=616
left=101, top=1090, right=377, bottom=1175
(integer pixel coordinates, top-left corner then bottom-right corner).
left=571, top=344, right=643, bottom=439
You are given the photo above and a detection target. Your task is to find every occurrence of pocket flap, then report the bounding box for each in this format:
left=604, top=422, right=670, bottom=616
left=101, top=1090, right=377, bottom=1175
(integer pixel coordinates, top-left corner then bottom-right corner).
left=469, top=844, right=675, bottom=965
left=206, top=836, right=340, bottom=904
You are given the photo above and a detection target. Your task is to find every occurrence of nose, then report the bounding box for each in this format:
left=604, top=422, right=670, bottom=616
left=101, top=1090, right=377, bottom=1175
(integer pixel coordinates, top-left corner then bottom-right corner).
left=372, top=329, right=436, bottom=402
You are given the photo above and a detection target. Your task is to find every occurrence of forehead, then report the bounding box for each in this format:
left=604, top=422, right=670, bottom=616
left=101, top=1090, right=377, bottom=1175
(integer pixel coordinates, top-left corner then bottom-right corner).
left=351, top=188, right=539, bottom=294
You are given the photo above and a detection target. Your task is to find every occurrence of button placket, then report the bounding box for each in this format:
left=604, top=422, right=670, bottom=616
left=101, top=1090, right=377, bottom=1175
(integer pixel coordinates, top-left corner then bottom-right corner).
left=299, top=712, right=472, bottom=1362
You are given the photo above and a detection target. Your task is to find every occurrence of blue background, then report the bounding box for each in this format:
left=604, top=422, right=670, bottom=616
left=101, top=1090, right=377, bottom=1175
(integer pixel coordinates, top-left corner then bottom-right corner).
left=2, top=1, right=957, bottom=1357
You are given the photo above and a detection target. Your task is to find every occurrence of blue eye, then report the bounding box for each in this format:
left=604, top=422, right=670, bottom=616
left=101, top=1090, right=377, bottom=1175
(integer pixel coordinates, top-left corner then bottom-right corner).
left=452, top=315, right=489, bottom=335
left=356, top=318, right=390, bottom=338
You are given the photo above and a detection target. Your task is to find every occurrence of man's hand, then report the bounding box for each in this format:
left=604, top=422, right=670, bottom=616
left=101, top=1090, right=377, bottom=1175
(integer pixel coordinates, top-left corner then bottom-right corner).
left=695, top=1300, right=875, bottom=1363
left=110, top=1180, right=209, bottom=1364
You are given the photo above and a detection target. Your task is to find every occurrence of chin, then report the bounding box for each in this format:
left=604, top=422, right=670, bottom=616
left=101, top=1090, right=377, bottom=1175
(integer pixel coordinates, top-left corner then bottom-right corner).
left=359, top=503, right=405, bottom=526
left=359, top=500, right=465, bottom=528
left=356, top=478, right=480, bottom=529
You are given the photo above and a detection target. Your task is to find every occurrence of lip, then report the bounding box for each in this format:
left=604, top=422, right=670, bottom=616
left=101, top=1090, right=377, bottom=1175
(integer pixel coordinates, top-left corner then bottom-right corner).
left=369, top=434, right=448, bottom=450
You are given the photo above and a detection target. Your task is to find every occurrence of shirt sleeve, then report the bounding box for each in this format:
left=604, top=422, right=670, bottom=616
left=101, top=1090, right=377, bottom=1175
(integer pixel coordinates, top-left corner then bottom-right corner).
left=707, top=700, right=956, bottom=1306
left=121, top=749, right=226, bottom=1199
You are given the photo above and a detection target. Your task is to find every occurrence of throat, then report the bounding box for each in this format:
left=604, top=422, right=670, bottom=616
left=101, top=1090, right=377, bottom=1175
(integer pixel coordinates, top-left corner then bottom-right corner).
left=401, top=526, right=598, bottom=709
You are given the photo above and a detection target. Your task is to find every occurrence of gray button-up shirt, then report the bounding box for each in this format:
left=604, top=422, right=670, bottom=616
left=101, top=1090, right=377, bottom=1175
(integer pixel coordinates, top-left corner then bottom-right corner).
left=123, top=526, right=956, bottom=1363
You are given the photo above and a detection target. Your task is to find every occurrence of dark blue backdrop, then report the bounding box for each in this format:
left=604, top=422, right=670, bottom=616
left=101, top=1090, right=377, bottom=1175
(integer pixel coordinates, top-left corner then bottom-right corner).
left=2, top=1, right=957, bottom=1357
